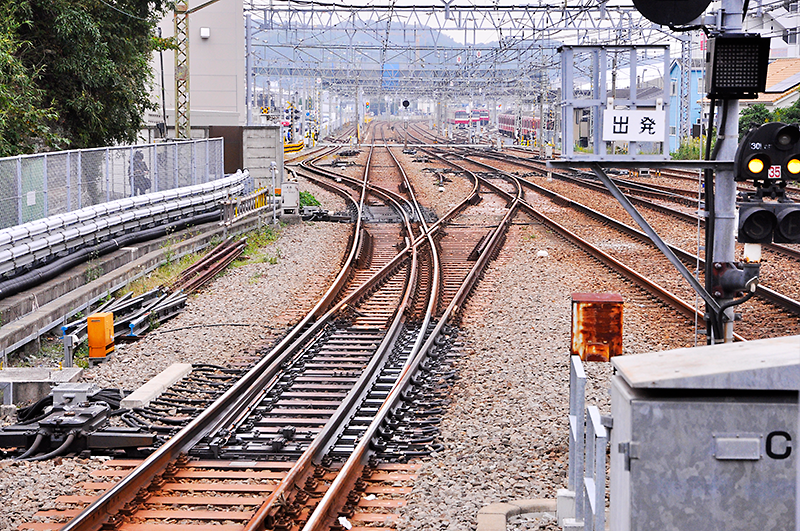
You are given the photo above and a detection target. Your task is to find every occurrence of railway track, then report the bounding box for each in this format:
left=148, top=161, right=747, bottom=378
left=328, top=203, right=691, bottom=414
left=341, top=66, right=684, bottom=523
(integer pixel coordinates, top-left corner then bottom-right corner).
left=406, top=125, right=800, bottom=341
left=22, top=123, right=518, bottom=531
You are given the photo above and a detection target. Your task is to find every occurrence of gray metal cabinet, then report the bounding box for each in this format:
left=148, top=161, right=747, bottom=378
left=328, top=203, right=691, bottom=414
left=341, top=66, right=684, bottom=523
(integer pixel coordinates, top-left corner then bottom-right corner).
left=610, top=335, right=800, bottom=531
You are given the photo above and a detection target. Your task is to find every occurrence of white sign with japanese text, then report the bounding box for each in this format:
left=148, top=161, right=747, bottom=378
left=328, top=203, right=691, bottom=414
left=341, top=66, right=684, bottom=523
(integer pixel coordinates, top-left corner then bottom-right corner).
left=602, top=109, right=666, bottom=142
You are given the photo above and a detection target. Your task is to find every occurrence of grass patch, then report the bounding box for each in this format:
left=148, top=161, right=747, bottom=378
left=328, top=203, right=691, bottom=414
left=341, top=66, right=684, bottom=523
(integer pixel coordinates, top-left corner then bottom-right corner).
left=234, top=226, right=282, bottom=267
left=299, top=190, right=321, bottom=207
left=120, top=251, right=204, bottom=297
left=243, top=226, right=280, bottom=254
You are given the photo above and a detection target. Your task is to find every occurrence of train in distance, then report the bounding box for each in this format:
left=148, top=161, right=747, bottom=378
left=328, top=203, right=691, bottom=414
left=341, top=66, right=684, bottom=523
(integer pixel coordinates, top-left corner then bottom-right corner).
left=446, top=109, right=490, bottom=129
left=498, top=113, right=541, bottom=141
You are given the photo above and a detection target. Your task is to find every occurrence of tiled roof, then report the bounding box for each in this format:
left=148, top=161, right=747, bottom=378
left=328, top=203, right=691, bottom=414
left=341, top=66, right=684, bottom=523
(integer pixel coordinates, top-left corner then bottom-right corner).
left=752, top=58, right=800, bottom=103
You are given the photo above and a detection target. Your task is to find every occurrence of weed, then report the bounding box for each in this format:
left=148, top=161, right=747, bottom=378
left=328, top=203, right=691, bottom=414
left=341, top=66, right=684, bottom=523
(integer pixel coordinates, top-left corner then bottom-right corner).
left=85, top=262, right=104, bottom=283
left=118, top=252, right=203, bottom=297
left=149, top=313, right=160, bottom=331
left=299, top=191, right=321, bottom=207
left=161, top=238, right=176, bottom=264
left=233, top=226, right=281, bottom=267
left=73, top=344, right=89, bottom=368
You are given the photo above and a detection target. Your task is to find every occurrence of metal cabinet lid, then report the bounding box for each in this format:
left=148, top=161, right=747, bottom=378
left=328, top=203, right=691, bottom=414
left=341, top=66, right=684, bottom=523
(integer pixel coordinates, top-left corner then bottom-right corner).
left=611, top=335, right=800, bottom=390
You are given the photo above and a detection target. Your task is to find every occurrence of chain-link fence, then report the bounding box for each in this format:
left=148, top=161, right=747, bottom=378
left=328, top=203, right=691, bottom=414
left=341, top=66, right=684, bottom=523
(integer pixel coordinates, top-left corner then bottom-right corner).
left=0, top=138, right=224, bottom=230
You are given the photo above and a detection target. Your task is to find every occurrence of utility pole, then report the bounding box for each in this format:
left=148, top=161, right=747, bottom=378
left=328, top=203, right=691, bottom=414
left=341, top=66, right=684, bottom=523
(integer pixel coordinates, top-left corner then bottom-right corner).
left=679, top=35, right=692, bottom=144
left=246, top=14, right=253, bottom=126
left=174, top=1, right=190, bottom=139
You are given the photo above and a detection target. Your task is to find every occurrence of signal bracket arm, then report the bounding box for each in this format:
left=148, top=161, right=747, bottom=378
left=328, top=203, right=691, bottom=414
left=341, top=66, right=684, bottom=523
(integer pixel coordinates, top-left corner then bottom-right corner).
left=588, top=163, right=721, bottom=314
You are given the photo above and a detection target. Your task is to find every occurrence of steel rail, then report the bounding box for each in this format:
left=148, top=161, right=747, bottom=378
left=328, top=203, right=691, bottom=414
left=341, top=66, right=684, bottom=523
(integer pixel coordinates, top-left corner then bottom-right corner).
left=300, top=143, right=523, bottom=530
left=242, top=140, right=428, bottom=530
left=384, top=142, right=441, bottom=370
left=477, top=151, right=800, bottom=262
left=455, top=155, right=747, bottom=342
left=464, top=154, right=800, bottom=317
left=57, top=156, right=366, bottom=531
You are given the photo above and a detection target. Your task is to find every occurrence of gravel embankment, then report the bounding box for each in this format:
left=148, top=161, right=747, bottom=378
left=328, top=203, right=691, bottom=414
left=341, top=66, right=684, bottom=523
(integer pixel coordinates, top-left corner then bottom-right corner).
left=0, top=176, right=349, bottom=530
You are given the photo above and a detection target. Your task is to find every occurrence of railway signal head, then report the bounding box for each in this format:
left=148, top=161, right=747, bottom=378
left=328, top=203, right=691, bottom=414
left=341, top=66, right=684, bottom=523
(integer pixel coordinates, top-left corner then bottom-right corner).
left=736, top=122, right=800, bottom=243
left=738, top=201, right=800, bottom=244
left=735, top=122, right=800, bottom=187
left=633, top=0, right=712, bottom=26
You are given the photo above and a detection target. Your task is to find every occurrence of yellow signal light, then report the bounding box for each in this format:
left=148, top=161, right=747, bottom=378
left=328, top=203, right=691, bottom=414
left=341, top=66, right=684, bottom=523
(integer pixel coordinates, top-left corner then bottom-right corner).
left=788, top=158, right=800, bottom=174
left=747, top=157, right=765, bottom=174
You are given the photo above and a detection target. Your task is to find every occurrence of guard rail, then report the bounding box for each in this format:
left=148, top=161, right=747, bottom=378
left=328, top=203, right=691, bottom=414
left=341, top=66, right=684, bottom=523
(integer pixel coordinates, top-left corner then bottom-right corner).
left=221, top=187, right=278, bottom=227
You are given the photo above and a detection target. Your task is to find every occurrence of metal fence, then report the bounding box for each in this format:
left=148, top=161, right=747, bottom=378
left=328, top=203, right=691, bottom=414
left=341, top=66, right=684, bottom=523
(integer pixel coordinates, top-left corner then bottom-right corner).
left=0, top=138, right=224, bottom=230
left=563, top=355, right=609, bottom=531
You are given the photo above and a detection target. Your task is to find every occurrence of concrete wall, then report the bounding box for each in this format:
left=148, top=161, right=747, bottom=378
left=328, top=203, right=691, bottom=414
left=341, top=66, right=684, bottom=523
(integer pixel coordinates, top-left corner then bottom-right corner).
left=243, top=125, right=284, bottom=189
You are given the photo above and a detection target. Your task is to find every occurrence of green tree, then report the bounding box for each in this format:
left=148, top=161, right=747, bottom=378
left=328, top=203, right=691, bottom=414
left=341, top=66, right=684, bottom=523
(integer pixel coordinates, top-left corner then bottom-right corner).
left=8, top=0, right=168, bottom=152
left=0, top=6, right=64, bottom=156
left=773, top=98, right=800, bottom=125
left=739, top=103, right=772, bottom=140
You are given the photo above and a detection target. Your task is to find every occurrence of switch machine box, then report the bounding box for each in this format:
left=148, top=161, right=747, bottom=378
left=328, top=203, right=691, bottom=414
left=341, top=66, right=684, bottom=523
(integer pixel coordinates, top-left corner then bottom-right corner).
left=609, top=335, right=799, bottom=531
left=281, top=181, right=299, bottom=215
left=87, top=312, right=115, bottom=360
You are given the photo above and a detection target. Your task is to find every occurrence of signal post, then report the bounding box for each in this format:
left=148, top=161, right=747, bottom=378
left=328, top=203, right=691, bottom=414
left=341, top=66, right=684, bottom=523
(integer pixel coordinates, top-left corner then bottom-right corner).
left=713, top=0, right=747, bottom=343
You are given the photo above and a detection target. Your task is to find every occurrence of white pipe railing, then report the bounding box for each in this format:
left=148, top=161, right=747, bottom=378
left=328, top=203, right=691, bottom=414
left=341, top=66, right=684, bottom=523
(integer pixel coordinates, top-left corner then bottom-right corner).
left=0, top=171, right=249, bottom=279
left=561, top=356, right=609, bottom=531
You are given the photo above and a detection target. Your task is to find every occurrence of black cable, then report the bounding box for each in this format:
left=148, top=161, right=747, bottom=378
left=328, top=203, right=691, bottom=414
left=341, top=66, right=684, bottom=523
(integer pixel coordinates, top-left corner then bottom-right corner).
left=704, top=98, right=718, bottom=343
left=16, top=433, right=44, bottom=460
left=16, top=395, right=53, bottom=423
left=0, top=210, right=220, bottom=300
left=704, top=99, right=731, bottom=343
left=24, top=431, right=76, bottom=461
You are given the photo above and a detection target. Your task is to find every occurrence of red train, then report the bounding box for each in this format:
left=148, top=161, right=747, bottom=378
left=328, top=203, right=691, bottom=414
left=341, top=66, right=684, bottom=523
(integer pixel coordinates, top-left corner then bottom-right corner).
left=447, top=109, right=470, bottom=129
left=471, top=109, right=491, bottom=126
left=498, top=112, right=540, bottom=140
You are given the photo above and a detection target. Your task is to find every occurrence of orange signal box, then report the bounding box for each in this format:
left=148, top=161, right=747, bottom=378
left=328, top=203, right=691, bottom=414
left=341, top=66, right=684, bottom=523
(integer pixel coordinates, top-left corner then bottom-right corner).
left=87, top=312, right=115, bottom=360
left=571, top=293, right=623, bottom=362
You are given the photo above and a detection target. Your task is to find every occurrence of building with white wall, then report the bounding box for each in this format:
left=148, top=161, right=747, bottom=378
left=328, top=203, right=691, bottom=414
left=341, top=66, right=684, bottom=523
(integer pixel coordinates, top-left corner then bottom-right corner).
left=744, top=1, right=800, bottom=58
left=146, top=0, right=245, bottom=139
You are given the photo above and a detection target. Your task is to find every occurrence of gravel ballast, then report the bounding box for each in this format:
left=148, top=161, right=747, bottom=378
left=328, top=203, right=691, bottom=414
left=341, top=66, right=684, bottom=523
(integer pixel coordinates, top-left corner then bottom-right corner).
left=0, top=177, right=349, bottom=530
left=399, top=218, right=698, bottom=531
left=0, top=150, right=702, bottom=530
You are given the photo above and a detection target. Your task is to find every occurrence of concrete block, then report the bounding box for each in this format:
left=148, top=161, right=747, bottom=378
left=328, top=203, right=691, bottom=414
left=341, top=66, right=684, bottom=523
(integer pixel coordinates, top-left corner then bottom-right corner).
left=516, top=499, right=556, bottom=514
left=121, top=363, right=192, bottom=409
left=476, top=511, right=508, bottom=531
left=0, top=367, right=83, bottom=405
left=557, top=488, right=576, bottom=526
left=476, top=499, right=556, bottom=531
left=562, top=517, right=584, bottom=531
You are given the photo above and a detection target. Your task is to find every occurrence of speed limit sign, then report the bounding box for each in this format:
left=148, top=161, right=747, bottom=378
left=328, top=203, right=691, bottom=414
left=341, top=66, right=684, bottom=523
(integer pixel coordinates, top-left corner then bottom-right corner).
left=768, top=165, right=782, bottom=179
